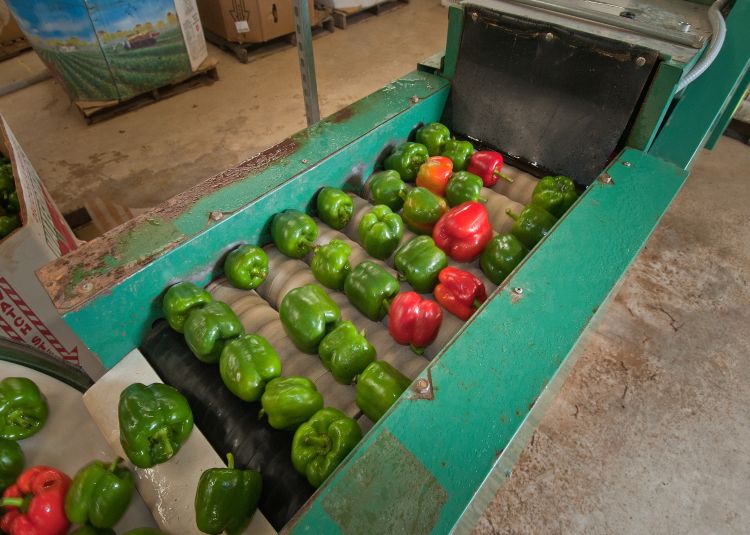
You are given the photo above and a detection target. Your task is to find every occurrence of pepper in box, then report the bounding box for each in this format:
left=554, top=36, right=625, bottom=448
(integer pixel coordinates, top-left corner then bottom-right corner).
left=65, top=458, right=134, bottom=529
left=0, top=377, right=48, bottom=441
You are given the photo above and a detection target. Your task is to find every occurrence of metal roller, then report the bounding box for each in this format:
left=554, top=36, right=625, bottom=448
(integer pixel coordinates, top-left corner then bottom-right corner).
left=482, top=188, right=526, bottom=234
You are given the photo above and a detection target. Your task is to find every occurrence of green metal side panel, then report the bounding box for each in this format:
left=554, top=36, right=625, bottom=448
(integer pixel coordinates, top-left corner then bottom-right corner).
left=650, top=0, right=750, bottom=168
left=705, top=66, right=750, bottom=149
left=58, top=72, right=450, bottom=368
left=441, top=4, right=464, bottom=79
left=288, top=148, right=688, bottom=534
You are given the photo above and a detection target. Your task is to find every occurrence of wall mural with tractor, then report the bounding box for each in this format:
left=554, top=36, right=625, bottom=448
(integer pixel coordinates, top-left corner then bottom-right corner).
left=7, top=0, right=193, bottom=102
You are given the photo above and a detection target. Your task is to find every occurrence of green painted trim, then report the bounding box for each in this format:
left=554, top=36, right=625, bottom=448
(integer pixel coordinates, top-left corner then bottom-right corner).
left=289, top=148, right=688, bottom=534
left=650, top=0, right=750, bottom=168
left=442, top=4, right=464, bottom=79
left=62, top=72, right=450, bottom=368
left=417, top=51, right=444, bottom=74
left=705, top=67, right=750, bottom=149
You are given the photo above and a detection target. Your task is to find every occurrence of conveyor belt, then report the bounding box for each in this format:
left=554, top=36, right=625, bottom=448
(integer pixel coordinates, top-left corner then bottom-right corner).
left=139, top=177, right=538, bottom=530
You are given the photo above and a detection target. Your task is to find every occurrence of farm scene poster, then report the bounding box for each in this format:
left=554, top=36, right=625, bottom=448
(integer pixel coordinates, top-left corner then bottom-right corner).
left=8, top=0, right=193, bottom=101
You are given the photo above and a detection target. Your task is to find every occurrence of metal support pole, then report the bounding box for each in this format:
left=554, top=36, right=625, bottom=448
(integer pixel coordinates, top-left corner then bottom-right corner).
left=293, top=0, right=320, bottom=125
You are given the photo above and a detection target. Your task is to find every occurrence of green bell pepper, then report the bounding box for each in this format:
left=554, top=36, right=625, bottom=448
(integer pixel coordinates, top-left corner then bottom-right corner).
left=70, top=527, right=115, bottom=535
left=365, top=170, right=407, bottom=212
left=162, top=281, right=213, bottom=333
left=118, top=383, right=194, bottom=469
left=401, top=187, right=448, bottom=235
left=279, top=284, right=341, bottom=354
left=355, top=361, right=411, bottom=422
left=4, top=190, right=19, bottom=214
left=0, top=214, right=19, bottom=238
left=445, top=171, right=485, bottom=207
left=318, top=321, right=376, bottom=384
left=344, top=261, right=400, bottom=321
left=310, top=239, right=352, bottom=290
left=357, top=204, right=404, bottom=260
left=194, top=453, right=262, bottom=535
left=480, top=234, right=528, bottom=285
left=415, top=122, right=451, bottom=156
left=291, top=407, right=362, bottom=488
left=260, top=376, right=324, bottom=430
left=316, top=187, right=353, bottom=230
left=384, top=142, right=429, bottom=182
left=506, top=205, right=558, bottom=249
left=272, top=210, right=318, bottom=259
left=223, top=245, right=268, bottom=290
left=531, top=175, right=578, bottom=218
left=441, top=140, right=475, bottom=171
left=65, top=458, right=134, bottom=529
left=0, top=377, right=48, bottom=441
left=219, top=334, right=281, bottom=402
left=0, top=437, right=23, bottom=492
left=183, top=301, right=243, bottom=363
left=394, top=236, right=447, bottom=293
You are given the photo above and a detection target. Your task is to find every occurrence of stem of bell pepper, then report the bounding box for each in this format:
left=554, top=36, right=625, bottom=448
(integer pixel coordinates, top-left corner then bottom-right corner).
left=226, top=452, right=235, bottom=469
left=6, top=410, right=36, bottom=430
left=505, top=209, right=519, bottom=221
left=303, top=435, right=331, bottom=451
left=0, top=497, right=25, bottom=508
left=410, top=344, right=425, bottom=356
left=494, top=170, right=514, bottom=183
left=473, top=298, right=483, bottom=308
left=151, top=428, right=174, bottom=458
left=108, top=457, right=123, bottom=472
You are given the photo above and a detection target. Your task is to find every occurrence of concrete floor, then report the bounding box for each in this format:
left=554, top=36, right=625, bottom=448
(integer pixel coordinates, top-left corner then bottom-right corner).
left=0, top=0, right=447, bottom=214
left=474, top=137, right=750, bottom=534
left=2, top=2, right=750, bottom=533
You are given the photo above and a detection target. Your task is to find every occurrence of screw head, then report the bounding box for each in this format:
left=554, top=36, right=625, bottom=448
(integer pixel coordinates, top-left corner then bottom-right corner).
left=210, top=211, right=223, bottom=221
left=678, top=21, right=691, bottom=32
left=414, top=378, right=430, bottom=393
left=512, top=287, right=523, bottom=295
left=410, top=95, right=420, bottom=104
left=470, top=11, right=478, bottom=21
left=635, top=56, right=646, bottom=67
left=622, top=161, right=632, bottom=167
left=599, top=173, right=613, bottom=184
left=545, top=32, right=554, bottom=41
left=301, top=159, right=309, bottom=164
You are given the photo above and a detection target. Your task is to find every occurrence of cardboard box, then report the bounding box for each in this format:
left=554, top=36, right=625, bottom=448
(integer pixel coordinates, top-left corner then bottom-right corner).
left=0, top=0, right=23, bottom=45
left=197, top=0, right=314, bottom=44
left=5, top=0, right=208, bottom=103
left=0, top=116, right=104, bottom=379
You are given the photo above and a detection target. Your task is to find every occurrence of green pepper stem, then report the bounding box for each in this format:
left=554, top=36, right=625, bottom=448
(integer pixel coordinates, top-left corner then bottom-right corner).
left=410, top=344, right=425, bottom=356
left=304, top=435, right=331, bottom=451
left=473, top=299, right=483, bottom=309
left=383, top=298, right=392, bottom=313
left=258, top=408, right=265, bottom=419
left=108, top=457, right=123, bottom=472
left=494, top=170, right=514, bottom=183
left=6, top=410, right=36, bottom=430
left=478, top=197, right=487, bottom=203
left=0, top=497, right=25, bottom=509
left=226, top=452, right=235, bottom=469
left=152, top=428, right=174, bottom=458
left=505, top=209, right=519, bottom=221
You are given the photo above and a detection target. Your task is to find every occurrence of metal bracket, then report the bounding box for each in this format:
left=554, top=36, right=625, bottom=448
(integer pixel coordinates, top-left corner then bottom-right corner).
left=293, top=0, right=320, bottom=125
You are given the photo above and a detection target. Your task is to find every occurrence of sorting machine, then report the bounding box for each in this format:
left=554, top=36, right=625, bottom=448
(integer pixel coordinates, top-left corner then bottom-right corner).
left=32, top=0, right=750, bottom=533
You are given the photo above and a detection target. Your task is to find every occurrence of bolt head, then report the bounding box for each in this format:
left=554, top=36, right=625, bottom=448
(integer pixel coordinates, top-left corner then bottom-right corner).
left=678, top=21, right=691, bottom=32
left=599, top=173, right=613, bottom=184
left=622, top=161, right=632, bottom=167
left=470, top=11, right=478, bottom=21
left=415, top=378, right=429, bottom=393
left=545, top=32, right=554, bottom=41
left=635, top=56, right=646, bottom=67
left=301, top=159, right=309, bottom=164
left=210, top=211, right=223, bottom=221
left=512, top=287, right=523, bottom=295
left=410, top=95, right=420, bottom=104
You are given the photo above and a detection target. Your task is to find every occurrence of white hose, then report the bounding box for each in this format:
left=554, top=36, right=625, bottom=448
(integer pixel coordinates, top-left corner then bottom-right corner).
left=676, top=0, right=727, bottom=93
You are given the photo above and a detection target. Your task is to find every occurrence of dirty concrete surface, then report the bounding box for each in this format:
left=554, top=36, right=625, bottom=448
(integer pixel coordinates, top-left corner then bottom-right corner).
left=1, top=0, right=749, bottom=532
left=0, top=0, right=447, bottom=214
left=474, top=137, right=750, bottom=534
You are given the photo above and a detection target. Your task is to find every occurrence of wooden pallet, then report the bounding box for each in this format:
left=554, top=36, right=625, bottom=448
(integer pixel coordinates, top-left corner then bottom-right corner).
left=73, top=58, right=219, bottom=125
left=205, top=11, right=335, bottom=64
left=0, top=37, right=31, bottom=62
left=333, top=0, right=409, bottom=30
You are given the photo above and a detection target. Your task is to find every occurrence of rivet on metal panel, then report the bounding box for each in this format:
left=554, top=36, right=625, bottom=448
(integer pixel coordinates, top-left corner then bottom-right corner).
left=411, top=370, right=434, bottom=400
left=678, top=21, right=691, bottom=33
left=301, top=159, right=309, bottom=164
left=599, top=173, right=614, bottom=185
left=410, top=95, right=420, bottom=104
left=470, top=11, right=478, bottom=22
left=511, top=287, right=524, bottom=304
left=622, top=161, right=632, bottom=167
left=635, top=56, right=646, bottom=67
left=512, top=287, right=524, bottom=296
left=209, top=211, right=224, bottom=222
left=545, top=32, right=554, bottom=41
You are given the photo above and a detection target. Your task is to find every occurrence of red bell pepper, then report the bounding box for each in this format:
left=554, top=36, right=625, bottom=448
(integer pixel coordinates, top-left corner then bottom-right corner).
left=434, top=267, right=487, bottom=320
left=432, top=201, right=492, bottom=262
left=388, top=292, right=442, bottom=354
left=0, top=466, right=71, bottom=535
left=415, top=156, right=453, bottom=197
left=466, top=151, right=513, bottom=187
